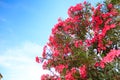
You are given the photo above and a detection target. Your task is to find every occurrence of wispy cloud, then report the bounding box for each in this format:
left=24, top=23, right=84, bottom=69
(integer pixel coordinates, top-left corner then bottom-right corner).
left=0, top=41, right=49, bottom=80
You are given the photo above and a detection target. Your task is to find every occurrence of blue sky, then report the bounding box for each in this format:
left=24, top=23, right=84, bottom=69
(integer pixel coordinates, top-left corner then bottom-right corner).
left=0, top=0, right=103, bottom=80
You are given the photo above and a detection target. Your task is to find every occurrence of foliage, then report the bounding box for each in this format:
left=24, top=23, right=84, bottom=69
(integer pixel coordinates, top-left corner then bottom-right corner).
left=36, top=1, right=120, bottom=80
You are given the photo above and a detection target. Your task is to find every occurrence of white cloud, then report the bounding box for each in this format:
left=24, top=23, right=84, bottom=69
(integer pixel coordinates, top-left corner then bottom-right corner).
left=0, top=41, right=49, bottom=80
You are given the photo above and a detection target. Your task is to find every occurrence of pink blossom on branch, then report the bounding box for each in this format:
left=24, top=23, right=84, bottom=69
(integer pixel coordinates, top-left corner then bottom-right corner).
left=35, top=56, right=40, bottom=63
left=79, top=65, right=87, bottom=79
left=95, top=50, right=120, bottom=69
left=102, top=50, right=120, bottom=63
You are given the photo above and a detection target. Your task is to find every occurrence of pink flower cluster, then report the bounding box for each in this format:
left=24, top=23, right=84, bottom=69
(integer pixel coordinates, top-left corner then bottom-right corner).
left=95, top=50, right=120, bottom=68
left=79, top=65, right=87, bottom=79
left=55, top=64, right=68, bottom=73
left=65, top=68, right=76, bottom=80
left=41, top=74, right=60, bottom=80
left=91, top=4, right=118, bottom=52
left=102, top=50, right=120, bottom=65
left=36, top=1, right=120, bottom=80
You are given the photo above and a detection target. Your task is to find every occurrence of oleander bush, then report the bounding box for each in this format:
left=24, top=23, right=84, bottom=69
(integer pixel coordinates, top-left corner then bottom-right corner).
left=36, top=0, right=120, bottom=80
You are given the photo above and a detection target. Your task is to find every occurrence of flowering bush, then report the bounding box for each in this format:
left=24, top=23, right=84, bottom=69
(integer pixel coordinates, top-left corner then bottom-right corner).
left=36, top=1, right=120, bottom=80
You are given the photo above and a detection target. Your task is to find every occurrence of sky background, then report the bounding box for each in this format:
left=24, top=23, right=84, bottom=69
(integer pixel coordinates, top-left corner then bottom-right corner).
left=0, top=0, right=103, bottom=80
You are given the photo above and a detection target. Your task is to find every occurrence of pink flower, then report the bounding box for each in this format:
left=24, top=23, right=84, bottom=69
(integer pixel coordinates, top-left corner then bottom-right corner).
left=65, top=68, right=77, bottom=80
left=41, top=74, right=49, bottom=80
left=94, top=61, right=105, bottom=68
left=42, top=61, right=48, bottom=70
left=63, top=44, right=71, bottom=54
left=110, top=24, right=115, bottom=28
left=67, top=3, right=83, bottom=17
left=97, top=50, right=120, bottom=69
left=35, top=56, right=40, bottom=63
left=55, top=64, right=68, bottom=73
left=73, top=3, right=83, bottom=11
left=91, top=7, right=94, bottom=11
left=79, top=65, right=87, bottom=79
left=57, top=78, right=61, bottom=80
left=102, top=13, right=109, bottom=18
left=94, top=62, right=99, bottom=67
left=85, top=39, right=91, bottom=47
left=94, top=50, right=120, bottom=68
left=99, top=61, right=105, bottom=68
left=74, top=40, right=83, bottom=48
left=83, top=1, right=87, bottom=5
left=65, top=71, right=75, bottom=80
left=108, top=4, right=113, bottom=9
left=102, top=50, right=120, bottom=63
left=52, top=20, right=64, bottom=34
